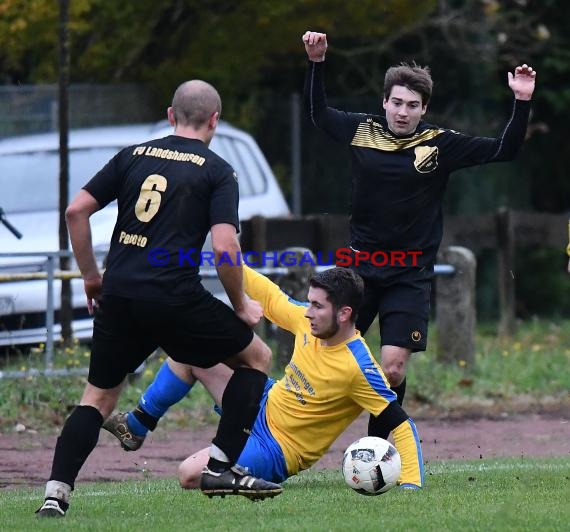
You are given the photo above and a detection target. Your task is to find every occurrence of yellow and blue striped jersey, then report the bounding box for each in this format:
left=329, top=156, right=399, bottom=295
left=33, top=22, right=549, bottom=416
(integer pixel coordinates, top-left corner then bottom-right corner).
left=244, top=266, right=423, bottom=486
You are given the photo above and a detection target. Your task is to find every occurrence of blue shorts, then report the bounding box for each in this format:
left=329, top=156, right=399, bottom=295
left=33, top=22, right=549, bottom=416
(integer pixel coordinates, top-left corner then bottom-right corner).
left=216, top=378, right=288, bottom=483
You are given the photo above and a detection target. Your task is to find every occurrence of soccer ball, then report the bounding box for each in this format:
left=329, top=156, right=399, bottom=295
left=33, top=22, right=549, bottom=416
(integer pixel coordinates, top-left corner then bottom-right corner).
left=341, top=436, right=401, bottom=495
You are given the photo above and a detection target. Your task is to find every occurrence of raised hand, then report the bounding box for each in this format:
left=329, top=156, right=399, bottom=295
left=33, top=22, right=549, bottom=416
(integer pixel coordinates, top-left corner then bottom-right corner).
left=302, top=31, right=328, bottom=62
left=507, top=64, right=536, bottom=101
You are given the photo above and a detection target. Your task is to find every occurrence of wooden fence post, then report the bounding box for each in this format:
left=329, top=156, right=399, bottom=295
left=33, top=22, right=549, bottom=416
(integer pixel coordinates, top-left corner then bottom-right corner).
left=435, top=246, right=476, bottom=366
left=495, top=206, right=516, bottom=337
left=249, top=215, right=267, bottom=253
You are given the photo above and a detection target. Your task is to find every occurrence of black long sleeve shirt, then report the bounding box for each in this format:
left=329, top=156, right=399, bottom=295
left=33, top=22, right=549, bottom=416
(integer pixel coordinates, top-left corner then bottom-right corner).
left=304, top=61, right=531, bottom=273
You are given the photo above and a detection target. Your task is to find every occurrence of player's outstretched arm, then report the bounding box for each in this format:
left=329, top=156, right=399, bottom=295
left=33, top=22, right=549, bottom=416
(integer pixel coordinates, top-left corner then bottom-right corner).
left=391, top=418, right=424, bottom=488
left=243, top=265, right=307, bottom=333
left=368, top=402, right=423, bottom=488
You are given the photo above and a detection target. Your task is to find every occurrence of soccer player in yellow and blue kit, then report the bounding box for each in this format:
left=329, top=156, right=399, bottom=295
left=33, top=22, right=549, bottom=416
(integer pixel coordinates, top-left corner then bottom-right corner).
left=104, top=265, right=424, bottom=489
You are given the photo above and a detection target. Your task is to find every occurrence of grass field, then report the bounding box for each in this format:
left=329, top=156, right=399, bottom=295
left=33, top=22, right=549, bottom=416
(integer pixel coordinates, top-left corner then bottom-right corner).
left=1, top=457, right=568, bottom=531
left=1, top=320, right=568, bottom=531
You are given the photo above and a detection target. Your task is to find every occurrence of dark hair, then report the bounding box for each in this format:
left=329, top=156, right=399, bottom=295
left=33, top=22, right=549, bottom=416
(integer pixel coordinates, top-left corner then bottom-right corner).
left=383, top=62, right=433, bottom=106
left=309, top=267, right=364, bottom=323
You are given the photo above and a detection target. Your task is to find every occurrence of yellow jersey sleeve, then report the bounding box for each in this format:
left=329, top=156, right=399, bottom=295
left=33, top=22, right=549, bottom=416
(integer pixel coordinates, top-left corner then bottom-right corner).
left=392, top=418, right=424, bottom=488
left=243, top=265, right=307, bottom=334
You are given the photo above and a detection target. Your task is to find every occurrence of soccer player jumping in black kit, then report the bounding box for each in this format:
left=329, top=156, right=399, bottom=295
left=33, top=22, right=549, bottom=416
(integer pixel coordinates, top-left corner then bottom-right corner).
left=302, top=31, right=536, bottom=411
left=36, top=80, right=282, bottom=518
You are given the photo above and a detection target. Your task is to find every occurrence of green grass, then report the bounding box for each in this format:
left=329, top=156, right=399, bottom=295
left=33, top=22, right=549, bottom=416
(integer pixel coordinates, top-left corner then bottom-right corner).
left=1, top=323, right=568, bottom=530
left=0, top=349, right=220, bottom=433
left=404, top=319, right=570, bottom=408
left=1, top=458, right=569, bottom=531
left=0, top=318, right=569, bottom=433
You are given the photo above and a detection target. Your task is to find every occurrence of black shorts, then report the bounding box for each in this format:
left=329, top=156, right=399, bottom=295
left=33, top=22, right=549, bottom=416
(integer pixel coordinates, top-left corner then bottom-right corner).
left=88, top=290, right=254, bottom=389
left=352, top=268, right=432, bottom=352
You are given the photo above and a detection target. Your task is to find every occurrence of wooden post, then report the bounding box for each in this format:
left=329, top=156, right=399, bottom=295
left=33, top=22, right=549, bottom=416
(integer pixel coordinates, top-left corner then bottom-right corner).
left=314, top=214, right=350, bottom=255
left=58, top=0, right=73, bottom=344
left=435, top=246, right=476, bottom=366
left=249, top=215, right=267, bottom=254
left=495, top=207, right=516, bottom=337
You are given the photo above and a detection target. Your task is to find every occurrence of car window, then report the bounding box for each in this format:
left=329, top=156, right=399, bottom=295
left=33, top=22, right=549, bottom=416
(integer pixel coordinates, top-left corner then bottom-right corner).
left=0, top=147, right=119, bottom=213
left=210, top=136, right=267, bottom=197
left=1, top=134, right=274, bottom=214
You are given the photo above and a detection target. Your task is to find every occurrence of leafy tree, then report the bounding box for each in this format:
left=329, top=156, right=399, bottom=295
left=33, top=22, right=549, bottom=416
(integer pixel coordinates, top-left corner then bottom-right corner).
left=0, top=0, right=91, bottom=82
left=1, top=0, right=568, bottom=213
left=0, top=1, right=436, bottom=115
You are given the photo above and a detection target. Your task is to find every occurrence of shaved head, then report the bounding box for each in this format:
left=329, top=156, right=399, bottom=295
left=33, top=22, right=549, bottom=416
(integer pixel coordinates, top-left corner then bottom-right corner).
left=171, top=80, right=222, bottom=128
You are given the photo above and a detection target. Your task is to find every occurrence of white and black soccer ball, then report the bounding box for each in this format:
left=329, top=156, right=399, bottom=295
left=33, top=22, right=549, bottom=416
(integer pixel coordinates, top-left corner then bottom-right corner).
left=341, top=436, right=401, bottom=495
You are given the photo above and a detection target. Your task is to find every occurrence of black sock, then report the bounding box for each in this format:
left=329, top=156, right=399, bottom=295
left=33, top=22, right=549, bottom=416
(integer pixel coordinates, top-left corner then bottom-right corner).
left=210, top=367, right=267, bottom=469
left=392, top=378, right=407, bottom=406
left=207, top=458, right=231, bottom=474
left=49, top=405, right=103, bottom=489
left=132, top=404, right=158, bottom=431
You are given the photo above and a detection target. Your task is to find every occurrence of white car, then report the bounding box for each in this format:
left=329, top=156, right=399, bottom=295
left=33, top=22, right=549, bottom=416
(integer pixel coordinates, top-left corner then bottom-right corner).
left=0, top=120, right=290, bottom=349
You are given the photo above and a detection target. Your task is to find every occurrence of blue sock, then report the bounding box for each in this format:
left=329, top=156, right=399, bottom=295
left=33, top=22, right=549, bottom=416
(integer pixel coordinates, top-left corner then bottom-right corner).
left=127, top=361, right=193, bottom=437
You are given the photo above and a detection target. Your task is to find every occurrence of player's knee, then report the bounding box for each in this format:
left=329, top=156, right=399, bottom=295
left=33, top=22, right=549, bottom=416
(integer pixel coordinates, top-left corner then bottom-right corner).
left=168, top=358, right=195, bottom=384
left=178, top=462, right=200, bottom=490
left=238, top=335, right=272, bottom=373
left=381, top=356, right=408, bottom=388
left=257, top=341, right=272, bottom=372
left=386, top=370, right=405, bottom=388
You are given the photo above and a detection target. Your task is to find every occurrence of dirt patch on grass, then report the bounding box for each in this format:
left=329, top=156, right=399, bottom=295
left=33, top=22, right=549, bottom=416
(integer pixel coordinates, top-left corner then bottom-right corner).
left=1, top=401, right=568, bottom=490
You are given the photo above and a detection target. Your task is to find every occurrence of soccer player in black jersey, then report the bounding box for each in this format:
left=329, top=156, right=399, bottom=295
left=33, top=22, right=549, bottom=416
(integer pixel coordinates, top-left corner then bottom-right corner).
left=302, top=31, right=536, bottom=409
left=36, top=80, right=282, bottom=518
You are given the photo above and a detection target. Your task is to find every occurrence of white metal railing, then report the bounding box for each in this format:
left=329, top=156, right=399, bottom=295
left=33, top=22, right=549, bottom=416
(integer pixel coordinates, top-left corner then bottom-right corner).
left=0, top=250, right=455, bottom=379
